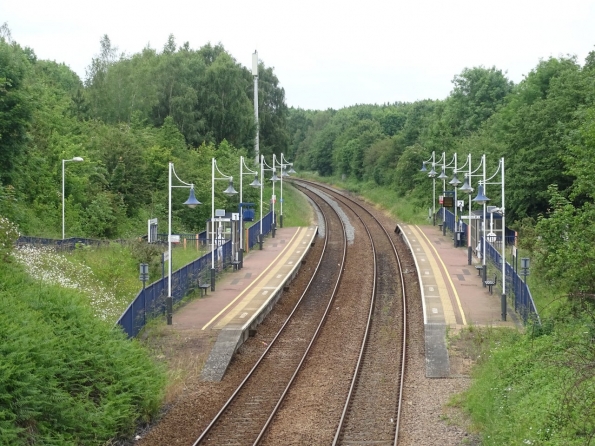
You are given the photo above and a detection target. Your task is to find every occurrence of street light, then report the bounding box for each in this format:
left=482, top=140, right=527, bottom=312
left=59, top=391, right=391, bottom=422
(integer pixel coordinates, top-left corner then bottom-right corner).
left=459, top=153, right=486, bottom=265
left=278, top=153, right=295, bottom=228
left=211, top=158, right=238, bottom=291
left=167, top=162, right=201, bottom=325
left=239, top=155, right=261, bottom=267
left=437, top=153, right=458, bottom=236
left=260, top=155, right=279, bottom=245
left=473, top=157, right=506, bottom=320
left=420, top=151, right=444, bottom=226
left=62, top=156, right=84, bottom=239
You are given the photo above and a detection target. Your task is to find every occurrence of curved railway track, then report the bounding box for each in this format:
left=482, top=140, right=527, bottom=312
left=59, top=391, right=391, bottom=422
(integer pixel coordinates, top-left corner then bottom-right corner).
left=192, top=191, right=347, bottom=445
left=295, top=180, right=408, bottom=446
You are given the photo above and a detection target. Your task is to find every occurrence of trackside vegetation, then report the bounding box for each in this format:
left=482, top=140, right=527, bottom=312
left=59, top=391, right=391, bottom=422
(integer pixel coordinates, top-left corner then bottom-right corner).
left=0, top=234, right=165, bottom=444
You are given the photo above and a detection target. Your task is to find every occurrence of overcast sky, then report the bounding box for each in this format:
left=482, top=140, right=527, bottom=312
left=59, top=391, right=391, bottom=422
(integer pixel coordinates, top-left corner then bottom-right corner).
left=2, top=0, right=594, bottom=110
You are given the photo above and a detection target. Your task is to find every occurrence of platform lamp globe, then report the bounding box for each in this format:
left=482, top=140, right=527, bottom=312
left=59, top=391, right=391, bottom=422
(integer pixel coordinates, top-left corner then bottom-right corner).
left=62, top=156, right=84, bottom=239
left=167, top=162, right=201, bottom=325
left=211, top=158, right=238, bottom=291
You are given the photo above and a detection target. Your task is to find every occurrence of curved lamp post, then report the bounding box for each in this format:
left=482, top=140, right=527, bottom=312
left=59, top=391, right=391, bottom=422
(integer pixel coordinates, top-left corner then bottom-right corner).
left=167, top=162, right=201, bottom=325
left=239, top=155, right=261, bottom=267
left=437, top=153, right=459, bottom=236
left=420, top=151, right=444, bottom=226
left=473, top=157, right=506, bottom=321
left=459, top=154, right=486, bottom=265
left=278, top=153, right=295, bottom=228
left=259, top=155, right=279, bottom=247
left=62, top=156, right=84, bottom=239
left=211, top=158, right=238, bottom=291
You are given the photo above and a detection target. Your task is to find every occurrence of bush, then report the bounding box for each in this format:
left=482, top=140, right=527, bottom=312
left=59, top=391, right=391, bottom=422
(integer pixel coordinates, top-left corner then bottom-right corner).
left=0, top=260, right=165, bottom=444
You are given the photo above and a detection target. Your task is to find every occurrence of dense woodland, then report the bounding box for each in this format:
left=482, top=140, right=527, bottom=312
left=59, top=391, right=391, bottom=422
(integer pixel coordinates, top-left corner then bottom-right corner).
left=3, top=21, right=595, bottom=444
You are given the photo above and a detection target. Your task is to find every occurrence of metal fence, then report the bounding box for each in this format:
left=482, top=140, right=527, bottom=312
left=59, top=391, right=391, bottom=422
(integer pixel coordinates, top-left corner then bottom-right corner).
left=116, top=211, right=274, bottom=338
left=439, top=208, right=540, bottom=325
left=17, top=236, right=108, bottom=251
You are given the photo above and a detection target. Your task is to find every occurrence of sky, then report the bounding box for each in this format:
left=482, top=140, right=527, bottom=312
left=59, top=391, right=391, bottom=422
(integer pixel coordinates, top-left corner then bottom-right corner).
left=2, top=0, right=595, bottom=110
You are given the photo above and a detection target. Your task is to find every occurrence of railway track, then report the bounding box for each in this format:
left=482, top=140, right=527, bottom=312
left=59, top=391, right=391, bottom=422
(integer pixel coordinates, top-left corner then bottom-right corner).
left=297, top=181, right=407, bottom=446
left=192, top=191, right=347, bottom=445
left=191, top=179, right=409, bottom=445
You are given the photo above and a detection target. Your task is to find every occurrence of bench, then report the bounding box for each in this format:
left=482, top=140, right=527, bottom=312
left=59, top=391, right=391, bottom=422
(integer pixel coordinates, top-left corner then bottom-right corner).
left=230, top=260, right=241, bottom=271
left=484, top=275, right=497, bottom=294
left=198, top=282, right=210, bottom=297
left=474, top=265, right=483, bottom=276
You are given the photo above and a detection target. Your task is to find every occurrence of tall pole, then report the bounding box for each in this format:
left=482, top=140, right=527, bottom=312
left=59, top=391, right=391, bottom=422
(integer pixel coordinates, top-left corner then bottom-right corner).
left=272, top=154, right=276, bottom=238
left=167, top=162, right=173, bottom=325
left=239, top=156, right=244, bottom=264
left=210, top=158, right=219, bottom=292
left=432, top=151, right=436, bottom=226
left=468, top=154, right=472, bottom=264
left=253, top=51, right=259, bottom=166
left=481, top=154, right=487, bottom=285
left=453, top=152, right=458, bottom=227
left=280, top=153, right=284, bottom=228
left=501, top=157, right=507, bottom=321
left=259, top=155, right=263, bottom=249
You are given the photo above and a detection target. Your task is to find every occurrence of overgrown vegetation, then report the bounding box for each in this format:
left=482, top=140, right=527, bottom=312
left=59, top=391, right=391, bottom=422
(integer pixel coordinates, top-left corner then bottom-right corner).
left=0, top=227, right=165, bottom=444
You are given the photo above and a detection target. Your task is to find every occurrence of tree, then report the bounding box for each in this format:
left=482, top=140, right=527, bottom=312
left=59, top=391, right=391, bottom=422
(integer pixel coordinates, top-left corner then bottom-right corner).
left=0, top=29, right=33, bottom=183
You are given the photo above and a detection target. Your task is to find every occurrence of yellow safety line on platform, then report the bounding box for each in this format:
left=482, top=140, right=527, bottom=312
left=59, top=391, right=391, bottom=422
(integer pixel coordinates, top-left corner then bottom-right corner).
left=201, top=228, right=302, bottom=330
left=215, top=235, right=302, bottom=329
left=414, top=225, right=467, bottom=326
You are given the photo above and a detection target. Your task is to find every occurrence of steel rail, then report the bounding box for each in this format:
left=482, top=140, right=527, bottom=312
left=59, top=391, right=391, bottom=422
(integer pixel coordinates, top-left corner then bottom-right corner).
left=192, top=190, right=347, bottom=446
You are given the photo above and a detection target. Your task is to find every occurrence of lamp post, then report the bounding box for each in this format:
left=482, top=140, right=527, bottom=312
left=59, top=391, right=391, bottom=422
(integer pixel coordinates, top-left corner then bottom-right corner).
left=474, top=157, right=506, bottom=320
left=62, top=156, right=84, bottom=239
left=448, top=154, right=462, bottom=246
left=260, top=155, right=279, bottom=242
left=420, top=151, right=445, bottom=226
left=420, top=152, right=436, bottom=225
left=459, top=154, right=486, bottom=265
left=437, top=153, right=458, bottom=236
left=239, top=155, right=261, bottom=267
left=211, top=158, right=238, bottom=291
left=167, top=162, right=201, bottom=325
left=278, top=153, right=295, bottom=228
left=252, top=51, right=259, bottom=165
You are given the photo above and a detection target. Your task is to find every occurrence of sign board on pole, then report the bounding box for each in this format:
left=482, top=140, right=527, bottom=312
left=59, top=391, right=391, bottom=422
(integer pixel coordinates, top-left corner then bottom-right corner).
left=148, top=218, right=158, bottom=243
left=169, top=235, right=180, bottom=243
left=215, top=209, right=225, bottom=217
left=231, top=213, right=239, bottom=221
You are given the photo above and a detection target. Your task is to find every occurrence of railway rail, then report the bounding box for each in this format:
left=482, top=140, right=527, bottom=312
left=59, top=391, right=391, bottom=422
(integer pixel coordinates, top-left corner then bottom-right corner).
left=296, top=180, right=407, bottom=446
left=177, top=178, right=410, bottom=445
left=192, top=190, right=347, bottom=445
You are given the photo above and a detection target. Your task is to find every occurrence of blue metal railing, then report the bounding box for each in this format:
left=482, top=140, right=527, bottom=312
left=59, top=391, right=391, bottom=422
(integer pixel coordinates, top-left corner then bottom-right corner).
left=116, top=211, right=273, bottom=337
left=439, top=208, right=539, bottom=325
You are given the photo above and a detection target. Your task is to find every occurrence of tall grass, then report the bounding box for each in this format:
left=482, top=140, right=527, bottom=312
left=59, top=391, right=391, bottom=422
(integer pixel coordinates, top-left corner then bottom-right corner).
left=0, top=258, right=165, bottom=445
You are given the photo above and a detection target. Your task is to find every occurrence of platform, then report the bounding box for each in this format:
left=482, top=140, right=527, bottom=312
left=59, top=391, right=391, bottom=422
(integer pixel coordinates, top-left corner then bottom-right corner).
left=177, top=225, right=319, bottom=382
left=399, top=223, right=522, bottom=378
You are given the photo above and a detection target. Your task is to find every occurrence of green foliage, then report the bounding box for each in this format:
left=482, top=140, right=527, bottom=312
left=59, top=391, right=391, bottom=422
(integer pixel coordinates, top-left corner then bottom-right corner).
left=0, top=259, right=165, bottom=444
left=0, top=32, right=33, bottom=183
left=461, top=317, right=595, bottom=445
left=534, top=186, right=595, bottom=297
